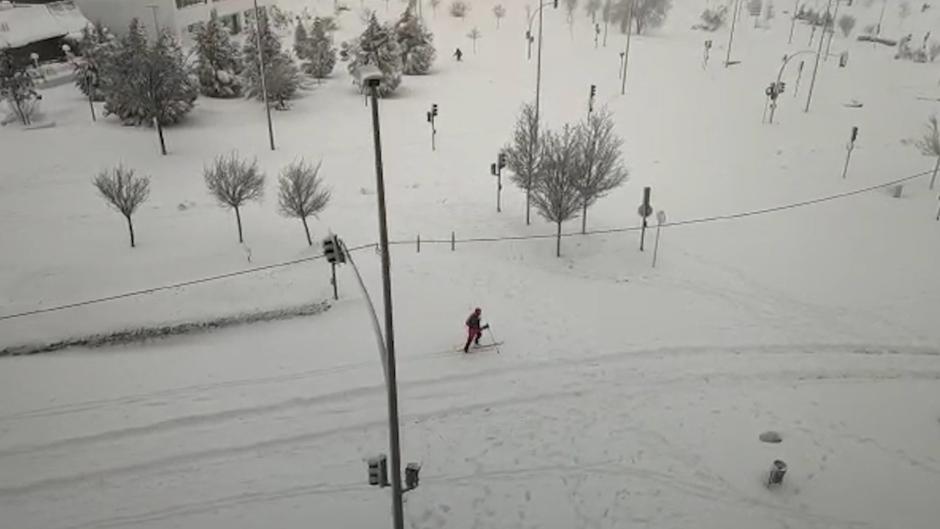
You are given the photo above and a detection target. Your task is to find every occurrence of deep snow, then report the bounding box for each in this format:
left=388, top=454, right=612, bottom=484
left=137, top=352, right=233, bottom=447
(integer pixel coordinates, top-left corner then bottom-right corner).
left=1, top=0, right=940, bottom=527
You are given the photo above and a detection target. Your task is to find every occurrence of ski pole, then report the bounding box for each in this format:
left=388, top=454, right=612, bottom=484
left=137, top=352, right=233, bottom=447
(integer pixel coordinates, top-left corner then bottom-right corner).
left=486, top=325, right=501, bottom=355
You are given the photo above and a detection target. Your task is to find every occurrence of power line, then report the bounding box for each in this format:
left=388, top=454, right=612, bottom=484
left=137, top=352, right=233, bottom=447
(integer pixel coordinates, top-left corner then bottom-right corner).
left=0, top=170, right=932, bottom=322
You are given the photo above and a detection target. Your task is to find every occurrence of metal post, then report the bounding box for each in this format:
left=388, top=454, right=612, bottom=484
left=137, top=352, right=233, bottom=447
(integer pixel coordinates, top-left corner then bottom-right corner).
left=842, top=147, right=852, bottom=178
left=726, top=0, right=740, bottom=66
left=876, top=0, right=887, bottom=35
left=639, top=186, right=650, bottom=251
left=793, top=60, right=804, bottom=97
left=367, top=82, right=405, bottom=529
left=652, top=223, right=662, bottom=268
left=451, top=231, right=455, bottom=251
left=417, top=234, right=420, bottom=252
left=145, top=4, right=160, bottom=33
left=253, top=0, right=276, bottom=151
left=824, top=0, right=841, bottom=61
left=331, top=262, right=338, bottom=300
left=534, top=2, right=544, bottom=136
left=497, top=167, right=502, bottom=213
left=788, top=0, right=798, bottom=44
left=804, top=0, right=832, bottom=113
left=621, top=0, right=633, bottom=95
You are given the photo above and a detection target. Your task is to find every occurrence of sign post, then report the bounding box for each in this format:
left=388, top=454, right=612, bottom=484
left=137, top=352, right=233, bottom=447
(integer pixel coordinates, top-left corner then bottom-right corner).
left=652, top=210, right=666, bottom=268
left=638, top=186, right=652, bottom=251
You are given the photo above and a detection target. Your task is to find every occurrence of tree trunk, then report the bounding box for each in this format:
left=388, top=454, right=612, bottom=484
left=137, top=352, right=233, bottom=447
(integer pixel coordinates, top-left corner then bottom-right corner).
left=556, top=221, right=562, bottom=257
left=234, top=206, right=244, bottom=243
left=525, top=188, right=531, bottom=225
left=582, top=201, right=588, bottom=234
left=931, top=156, right=940, bottom=190
left=156, top=120, right=167, bottom=156
left=125, top=214, right=136, bottom=248
left=302, top=216, right=312, bottom=246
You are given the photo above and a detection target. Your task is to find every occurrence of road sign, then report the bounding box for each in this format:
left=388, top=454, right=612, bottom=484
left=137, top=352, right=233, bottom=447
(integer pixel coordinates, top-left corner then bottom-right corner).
left=638, top=204, right=653, bottom=218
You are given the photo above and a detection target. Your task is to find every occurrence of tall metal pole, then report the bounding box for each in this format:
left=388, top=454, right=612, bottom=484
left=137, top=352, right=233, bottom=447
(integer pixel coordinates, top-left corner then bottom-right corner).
left=824, top=0, right=841, bottom=61
left=621, top=0, right=633, bottom=95
left=726, top=0, right=740, bottom=66
left=534, top=2, right=544, bottom=134
left=367, top=82, right=405, bottom=529
left=788, top=0, right=798, bottom=44
left=804, top=0, right=833, bottom=113
left=253, top=0, right=276, bottom=151
left=145, top=5, right=160, bottom=33
left=876, top=0, right=887, bottom=35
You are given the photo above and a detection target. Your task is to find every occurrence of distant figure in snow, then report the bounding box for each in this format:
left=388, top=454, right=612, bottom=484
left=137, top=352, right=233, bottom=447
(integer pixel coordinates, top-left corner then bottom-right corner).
left=463, top=307, right=488, bottom=353
left=454, top=48, right=464, bottom=62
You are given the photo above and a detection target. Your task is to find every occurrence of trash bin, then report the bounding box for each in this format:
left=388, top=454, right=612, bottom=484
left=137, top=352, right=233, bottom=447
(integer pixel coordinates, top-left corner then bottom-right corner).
left=768, top=459, right=788, bottom=486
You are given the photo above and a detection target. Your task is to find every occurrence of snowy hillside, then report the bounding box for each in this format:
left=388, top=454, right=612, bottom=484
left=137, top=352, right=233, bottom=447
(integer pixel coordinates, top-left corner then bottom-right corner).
left=1, top=0, right=940, bottom=528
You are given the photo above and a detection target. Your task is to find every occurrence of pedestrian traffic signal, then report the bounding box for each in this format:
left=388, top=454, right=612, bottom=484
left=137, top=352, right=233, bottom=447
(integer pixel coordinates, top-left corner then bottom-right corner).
left=426, top=111, right=432, bottom=123
left=322, top=235, right=345, bottom=264
left=367, top=455, right=389, bottom=487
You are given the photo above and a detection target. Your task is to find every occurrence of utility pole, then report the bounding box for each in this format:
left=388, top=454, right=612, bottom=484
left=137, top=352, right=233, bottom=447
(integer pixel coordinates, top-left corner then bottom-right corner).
left=804, top=0, right=833, bottom=113
left=824, top=0, right=842, bottom=61
left=145, top=4, right=160, bottom=33
left=621, top=0, right=633, bottom=95
left=253, top=0, right=276, bottom=151
left=726, top=0, right=741, bottom=66
left=788, top=0, right=798, bottom=44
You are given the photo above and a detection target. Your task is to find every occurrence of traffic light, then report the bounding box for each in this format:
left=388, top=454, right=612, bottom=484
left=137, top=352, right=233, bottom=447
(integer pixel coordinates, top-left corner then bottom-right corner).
left=405, top=463, right=422, bottom=490
left=776, top=81, right=785, bottom=94
left=322, top=235, right=345, bottom=264
left=553, top=0, right=558, bottom=8
left=367, top=455, right=389, bottom=487
left=426, top=111, right=432, bottom=123
left=432, top=103, right=438, bottom=117
left=850, top=126, right=859, bottom=142
left=490, top=162, right=497, bottom=176
left=498, top=152, right=507, bottom=169
left=590, top=84, right=596, bottom=98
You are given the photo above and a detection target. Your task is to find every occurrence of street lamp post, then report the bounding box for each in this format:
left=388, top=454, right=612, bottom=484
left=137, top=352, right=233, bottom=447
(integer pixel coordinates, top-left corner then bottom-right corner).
left=529, top=0, right=557, bottom=225
left=726, top=0, right=741, bottom=66
left=357, top=64, right=405, bottom=529
left=253, top=0, right=276, bottom=151
left=804, top=0, right=833, bottom=113
left=824, top=0, right=842, bottom=61
left=769, top=50, right=816, bottom=123
left=145, top=4, right=160, bottom=33
left=621, top=0, right=634, bottom=95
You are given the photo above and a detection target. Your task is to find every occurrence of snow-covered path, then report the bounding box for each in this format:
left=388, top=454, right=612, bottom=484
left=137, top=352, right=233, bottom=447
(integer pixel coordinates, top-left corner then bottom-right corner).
left=2, top=330, right=939, bottom=529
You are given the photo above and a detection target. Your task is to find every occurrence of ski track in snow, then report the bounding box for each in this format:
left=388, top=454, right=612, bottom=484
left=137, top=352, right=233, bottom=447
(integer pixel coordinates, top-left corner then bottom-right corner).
left=2, top=343, right=939, bottom=529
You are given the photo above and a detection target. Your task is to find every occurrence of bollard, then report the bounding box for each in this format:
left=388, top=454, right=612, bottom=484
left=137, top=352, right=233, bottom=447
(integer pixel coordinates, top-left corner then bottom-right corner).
left=451, top=231, right=455, bottom=251
left=767, top=459, right=788, bottom=486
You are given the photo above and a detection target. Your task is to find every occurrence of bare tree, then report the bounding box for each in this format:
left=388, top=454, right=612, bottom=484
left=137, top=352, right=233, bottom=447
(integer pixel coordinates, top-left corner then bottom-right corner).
left=278, top=159, right=331, bottom=246
left=93, top=165, right=151, bottom=248
left=493, top=4, right=506, bottom=28
left=565, top=0, right=579, bottom=36
left=204, top=152, right=266, bottom=243
left=838, top=14, right=856, bottom=37
left=576, top=109, right=629, bottom=233
left=915, top=115, right=940, bottom=190
left=505, top=103, right=543, bottom=225
left=467, top=27, right=482, bottom=53
left=586, top=0, right=602, bottom=23
left=618, top=0, right=672, bottom=35
left=602, top=0, right=612, bottom=45
left=533, top=125, right=583, bottom=257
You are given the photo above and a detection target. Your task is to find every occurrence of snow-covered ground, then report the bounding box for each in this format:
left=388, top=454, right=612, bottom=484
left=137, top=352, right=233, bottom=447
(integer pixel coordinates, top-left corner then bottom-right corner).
left=2, top=0, right=940, bottom=527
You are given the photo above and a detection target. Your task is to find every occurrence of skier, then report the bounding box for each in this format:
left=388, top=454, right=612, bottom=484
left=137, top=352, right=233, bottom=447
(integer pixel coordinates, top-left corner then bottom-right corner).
left=463, top=307, right=488, bottom=353
left=454, top=48, right=463, bottom=62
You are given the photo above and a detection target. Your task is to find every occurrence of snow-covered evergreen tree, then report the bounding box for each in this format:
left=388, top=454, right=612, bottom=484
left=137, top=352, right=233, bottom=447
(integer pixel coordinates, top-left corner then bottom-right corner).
left=343, top=14, right=403, bottom=96
left=243, top=9, right=301, bottom=109
left=74, top=22, right=115, bottom=102
left=102, top=21, right=197, bottom=127
left=396, top=7, right=436, bottom=75
left=302, top=18, right=338, bottom=82
left=294, top=20, right=311, bottom=60
left=194, top=11, right=243, bottom=98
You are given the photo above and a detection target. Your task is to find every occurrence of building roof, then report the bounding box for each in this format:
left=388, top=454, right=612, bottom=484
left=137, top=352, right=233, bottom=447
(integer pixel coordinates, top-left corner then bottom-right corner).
left=0, top=1, right=90, bottom=49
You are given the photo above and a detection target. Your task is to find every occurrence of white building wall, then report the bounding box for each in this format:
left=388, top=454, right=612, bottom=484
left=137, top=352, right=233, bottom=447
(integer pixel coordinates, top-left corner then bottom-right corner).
left=73, top=0, right=271, bottom=40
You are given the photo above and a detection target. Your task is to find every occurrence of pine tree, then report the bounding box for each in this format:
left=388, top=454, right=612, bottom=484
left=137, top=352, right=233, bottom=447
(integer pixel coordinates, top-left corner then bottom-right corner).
left=102, top=21, right=197, bottom=129
left=243, top=9, right=301, bottom=109
left=302, top=17, right=338, bottom=82
left=344, top=14, right=403, bottom=96
left=294, top=19, right=311, bottom=60
left=74, top=22, right=115, bottom=102
left=194, top=11, right=244, bottom=98
left=396, top=7, right=436, bottom=75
